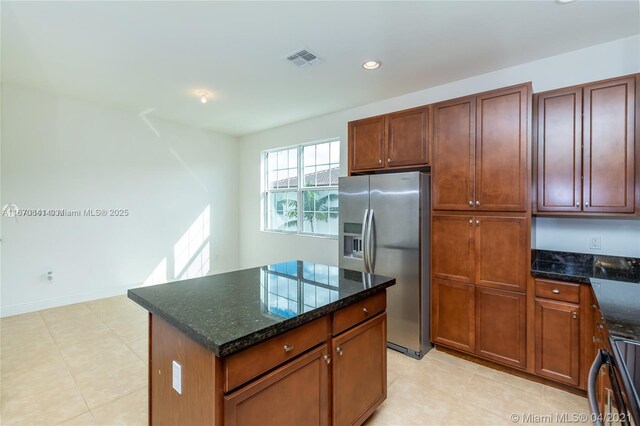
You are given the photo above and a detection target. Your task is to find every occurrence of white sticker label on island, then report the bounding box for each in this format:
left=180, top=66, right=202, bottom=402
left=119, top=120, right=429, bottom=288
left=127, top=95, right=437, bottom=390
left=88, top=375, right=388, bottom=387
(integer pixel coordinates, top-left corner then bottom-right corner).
left=172, top=360, right=182, bottom=395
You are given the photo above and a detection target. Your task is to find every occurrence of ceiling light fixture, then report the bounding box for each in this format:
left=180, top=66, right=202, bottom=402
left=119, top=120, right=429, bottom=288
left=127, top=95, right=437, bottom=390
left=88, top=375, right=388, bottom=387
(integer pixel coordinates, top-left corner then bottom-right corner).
left=362, top=60, right=381, bottom=70
left=198, top=91, right=210, bottom=104
left=556, top=0, right=577, bottom=4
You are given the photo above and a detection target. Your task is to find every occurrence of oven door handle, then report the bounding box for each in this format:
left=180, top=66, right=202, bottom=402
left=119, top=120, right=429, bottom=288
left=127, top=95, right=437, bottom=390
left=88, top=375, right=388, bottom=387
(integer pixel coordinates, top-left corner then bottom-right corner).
left=588, top=350, right=606, bottom=426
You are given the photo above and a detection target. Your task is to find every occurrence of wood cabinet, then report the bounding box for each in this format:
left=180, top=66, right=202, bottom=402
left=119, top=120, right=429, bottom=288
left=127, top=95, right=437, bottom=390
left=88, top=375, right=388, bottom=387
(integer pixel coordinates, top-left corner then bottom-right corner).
left=534, top=298, right=580, bottom=386
left=432, top=84, right=529, bottom=212
left=332, top=314, right=386, bottom=426
left=348, top=106, right=429, bottom=173
left=534, top=74, right=638, bottom=215
left=432, top=97, right=476, bottom=210
left=475, top=215, right=527, bottom=292
left=431, top=214, right=475, bottom=283
left=475, top=287, right=527, bottom=369
left=225, top=345, right=330, bottom=426
left=584, top=76, right=636, bottom=213
left=475, top=85, right=529, bottom=212
left=431, top=278, right=475, bottom=353
left=149, top=291, right=388, bottom=426
left=349, top=116, right=386, bottom=172
left=535, top=88, right=583, bottom=212
left=432, top=213, right=527, bottom=292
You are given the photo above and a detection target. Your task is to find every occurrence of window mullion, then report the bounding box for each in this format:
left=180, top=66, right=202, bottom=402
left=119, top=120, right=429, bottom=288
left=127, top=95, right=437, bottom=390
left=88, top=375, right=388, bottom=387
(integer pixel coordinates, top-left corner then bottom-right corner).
left=297, top=146, right=303, bottom=233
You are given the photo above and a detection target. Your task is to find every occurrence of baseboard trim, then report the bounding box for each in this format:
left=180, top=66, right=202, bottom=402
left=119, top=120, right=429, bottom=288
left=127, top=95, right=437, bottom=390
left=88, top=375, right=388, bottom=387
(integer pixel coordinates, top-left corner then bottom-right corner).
left=0, top=284, right=142, bottom=318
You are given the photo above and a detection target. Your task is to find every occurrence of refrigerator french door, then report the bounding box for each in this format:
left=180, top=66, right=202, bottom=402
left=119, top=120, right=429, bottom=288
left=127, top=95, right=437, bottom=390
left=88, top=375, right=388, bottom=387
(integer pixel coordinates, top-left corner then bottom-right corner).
left=339, top=172, right=431, bottom=358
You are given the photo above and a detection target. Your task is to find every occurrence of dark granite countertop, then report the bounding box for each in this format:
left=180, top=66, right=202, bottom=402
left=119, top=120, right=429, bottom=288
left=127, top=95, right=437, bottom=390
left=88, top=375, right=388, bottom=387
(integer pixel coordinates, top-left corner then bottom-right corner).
left=531, top=250, right=640, bottom=341
left=128, top=260, right=395, bottom=357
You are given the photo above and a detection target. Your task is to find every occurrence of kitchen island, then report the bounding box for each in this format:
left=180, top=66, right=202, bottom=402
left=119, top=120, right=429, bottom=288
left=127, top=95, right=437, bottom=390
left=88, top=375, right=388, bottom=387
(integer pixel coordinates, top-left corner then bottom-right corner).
left=128, top=260, right=395, bottom=426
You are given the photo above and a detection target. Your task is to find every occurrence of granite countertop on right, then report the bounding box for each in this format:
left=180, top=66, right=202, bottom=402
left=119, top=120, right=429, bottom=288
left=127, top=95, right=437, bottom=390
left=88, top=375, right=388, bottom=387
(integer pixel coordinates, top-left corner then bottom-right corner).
left=531, top=249, right=640, bottom=341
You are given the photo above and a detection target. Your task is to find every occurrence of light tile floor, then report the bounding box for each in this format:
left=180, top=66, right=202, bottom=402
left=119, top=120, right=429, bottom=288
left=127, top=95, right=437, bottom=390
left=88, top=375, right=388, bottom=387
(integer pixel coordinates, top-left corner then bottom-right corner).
left=0, top=295, right=589, bottom=425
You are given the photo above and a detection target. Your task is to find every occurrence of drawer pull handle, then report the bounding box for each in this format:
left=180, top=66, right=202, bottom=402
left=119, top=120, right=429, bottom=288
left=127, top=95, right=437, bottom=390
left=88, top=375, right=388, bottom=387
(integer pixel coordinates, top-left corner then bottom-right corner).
left=552, top=289, right=560, bottom=294
left=336, top=347, right=343, bottom=356
left=283, top=344, right=294, bottom=352
left=323, top=355, right=331, bottom=365
left=362, top=307, right=369, bottom=314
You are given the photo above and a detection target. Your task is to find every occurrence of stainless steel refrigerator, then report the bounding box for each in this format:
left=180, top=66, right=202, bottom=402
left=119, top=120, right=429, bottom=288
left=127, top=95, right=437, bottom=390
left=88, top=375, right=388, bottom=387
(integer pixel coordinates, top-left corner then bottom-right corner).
left=339, top=171, right=431, bottom=359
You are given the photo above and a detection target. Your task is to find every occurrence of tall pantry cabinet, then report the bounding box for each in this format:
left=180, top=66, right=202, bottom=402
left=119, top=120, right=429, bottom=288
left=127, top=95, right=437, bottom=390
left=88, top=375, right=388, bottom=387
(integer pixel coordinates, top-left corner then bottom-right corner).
left=430, top=83, right=531, bottom=370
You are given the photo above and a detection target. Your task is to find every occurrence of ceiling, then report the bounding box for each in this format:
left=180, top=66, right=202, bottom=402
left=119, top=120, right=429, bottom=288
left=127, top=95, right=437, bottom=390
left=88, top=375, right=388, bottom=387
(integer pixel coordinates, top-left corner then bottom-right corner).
left=2, top=1, right=639, bottom=136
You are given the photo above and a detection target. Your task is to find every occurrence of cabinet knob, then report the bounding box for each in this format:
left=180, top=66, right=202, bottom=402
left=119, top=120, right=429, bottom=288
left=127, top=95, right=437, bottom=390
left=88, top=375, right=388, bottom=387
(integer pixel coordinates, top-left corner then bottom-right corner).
left=362, top=307, right=368, bottom=314
left=585, top=202, right=589, bottom=207
left=336, top=347, right=343, bottom=356
left=283, top=344, right=294, bottom=352
left=469, top=219, right=473, bottom=225
left=576, top=202, right=580, bottom=207
left=475, top=220, right=480, bottom=226
left=552, top=289, right=560, bottom=294
left=388, top=158, right=391, bottom=163
left=572, top=311, right=578, bottom=319
left=323, top=355, right=331, bottom=365
left=468, top=201, right=473, bottom=206
left=475, top=201, right=480, bottom=206
left=378, top=159, right=382, bottom=164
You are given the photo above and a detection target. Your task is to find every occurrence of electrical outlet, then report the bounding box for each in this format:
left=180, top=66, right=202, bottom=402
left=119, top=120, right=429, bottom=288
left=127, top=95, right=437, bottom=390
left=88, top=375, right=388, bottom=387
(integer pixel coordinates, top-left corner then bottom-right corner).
left=589, top=236, right=602, bottom=250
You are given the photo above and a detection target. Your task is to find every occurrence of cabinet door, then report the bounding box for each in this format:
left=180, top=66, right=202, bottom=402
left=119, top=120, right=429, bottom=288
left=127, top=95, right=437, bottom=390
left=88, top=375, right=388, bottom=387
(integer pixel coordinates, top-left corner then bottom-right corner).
left=224, top=345, right=329, bottom=426
left=474, top=215, right=527, bottom=292
left=535, top=89, right=583, bottom=212
left=386, top=106, right=429, bottom=167
left=475, top=287, right=526, bottom=369
left=476, top=85, right=529, bottom=212
left=431, top=279, right=475, bottom=353
left=583, top=76, right=635, bottom=213
left=349, top=116, right=386, bottom=172
left=332, top=314, right=386, bottom=426
left=432, top=213, right=475, bottom=283
left=432, top=97, right=476, bottom=210
left=535, top=299, right=580, bottom=386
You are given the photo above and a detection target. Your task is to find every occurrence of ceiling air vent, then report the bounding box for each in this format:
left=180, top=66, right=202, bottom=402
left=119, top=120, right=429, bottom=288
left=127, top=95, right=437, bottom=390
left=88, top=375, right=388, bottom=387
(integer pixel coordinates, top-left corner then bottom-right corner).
left=286, top=48, right=320, bottom=68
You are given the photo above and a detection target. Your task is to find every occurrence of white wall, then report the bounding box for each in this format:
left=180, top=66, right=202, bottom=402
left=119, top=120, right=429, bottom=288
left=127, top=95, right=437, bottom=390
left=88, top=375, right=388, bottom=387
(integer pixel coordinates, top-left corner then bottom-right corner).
left=1, top=84, right=240, bottom=316
left=534, top=218, right=640, bottom=258
left=238, top=35, right=640, bottom=268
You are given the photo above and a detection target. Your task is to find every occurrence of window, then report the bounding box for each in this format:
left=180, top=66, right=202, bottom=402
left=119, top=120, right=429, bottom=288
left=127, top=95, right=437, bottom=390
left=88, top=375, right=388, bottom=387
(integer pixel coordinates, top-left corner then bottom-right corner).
left=263, top=140, right=340, bottom=236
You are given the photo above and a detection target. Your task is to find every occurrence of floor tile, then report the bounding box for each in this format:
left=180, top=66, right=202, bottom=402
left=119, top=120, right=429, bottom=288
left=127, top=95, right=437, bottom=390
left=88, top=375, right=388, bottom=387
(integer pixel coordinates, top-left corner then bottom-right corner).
left=90, top=388, right=147, bottom=426
left=73, top=360, right=147, bottom=409
left=58, top=411, right=97, bottom=426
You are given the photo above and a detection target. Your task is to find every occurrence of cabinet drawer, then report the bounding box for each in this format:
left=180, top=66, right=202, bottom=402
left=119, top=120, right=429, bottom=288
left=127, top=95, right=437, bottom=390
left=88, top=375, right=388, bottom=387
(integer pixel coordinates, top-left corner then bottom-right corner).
left=224, top=316, right=329, bottom=392
left=535, top=279, right=580, bottom=303
left=332, top=291, right=386, bottom=335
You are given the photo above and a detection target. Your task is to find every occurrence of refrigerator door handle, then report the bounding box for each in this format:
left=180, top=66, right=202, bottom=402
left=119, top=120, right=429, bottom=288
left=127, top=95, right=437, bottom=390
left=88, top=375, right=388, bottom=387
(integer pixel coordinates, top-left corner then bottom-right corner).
left=362, top=209, right=370, bottom=272
left=367, top=209, right=375, bottom=273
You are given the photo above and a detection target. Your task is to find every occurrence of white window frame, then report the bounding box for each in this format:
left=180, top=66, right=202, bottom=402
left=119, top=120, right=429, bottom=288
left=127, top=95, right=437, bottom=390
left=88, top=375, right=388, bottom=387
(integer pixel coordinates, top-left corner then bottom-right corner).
left=262, top=138, right=340, bottom=239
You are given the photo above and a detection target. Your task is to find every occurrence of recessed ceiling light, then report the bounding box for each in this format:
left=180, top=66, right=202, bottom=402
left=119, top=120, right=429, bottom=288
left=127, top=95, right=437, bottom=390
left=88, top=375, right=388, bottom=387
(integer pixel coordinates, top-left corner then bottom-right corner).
left=198, top=91, right=210, bottom=104
left=362, top=60, right=381, bottom=70
left=556, top=0, right=577, bottom=4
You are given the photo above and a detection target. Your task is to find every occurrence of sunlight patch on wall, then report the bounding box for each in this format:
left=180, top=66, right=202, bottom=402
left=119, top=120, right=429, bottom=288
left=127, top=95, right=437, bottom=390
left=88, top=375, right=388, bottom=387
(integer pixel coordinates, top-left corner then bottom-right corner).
left=174, top=205, right=211, bottom=279
left=144, top=257, right=167, bottom=286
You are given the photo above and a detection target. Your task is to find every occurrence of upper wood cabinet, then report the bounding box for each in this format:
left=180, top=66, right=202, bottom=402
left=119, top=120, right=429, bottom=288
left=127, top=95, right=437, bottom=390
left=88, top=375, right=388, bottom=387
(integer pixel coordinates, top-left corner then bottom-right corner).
left=432, top=97, right=476, bottom=210
left=348, top=106, right=429, bottom=173
left=432, top=84, right=529, bottom=212
left=349, top=116, right=386, bottom=171
left=535, top=88, right=583, bottom=212
left=584, top=76, right=636, bottom=213
left=534, top=74, right=638, bottom=215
